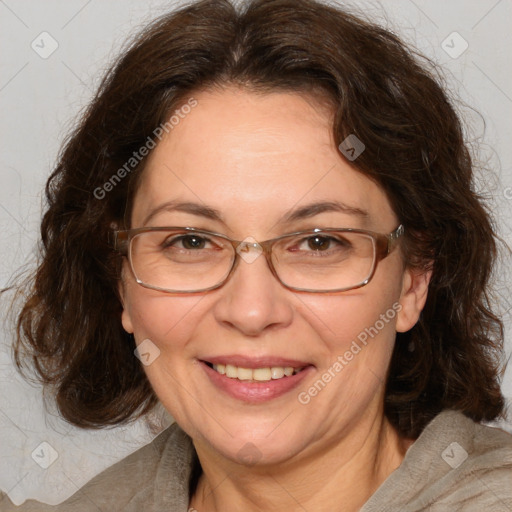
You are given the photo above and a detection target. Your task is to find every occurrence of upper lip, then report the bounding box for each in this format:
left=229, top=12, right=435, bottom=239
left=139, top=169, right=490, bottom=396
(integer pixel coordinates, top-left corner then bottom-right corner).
left=201, top=355, right=312, bottom=369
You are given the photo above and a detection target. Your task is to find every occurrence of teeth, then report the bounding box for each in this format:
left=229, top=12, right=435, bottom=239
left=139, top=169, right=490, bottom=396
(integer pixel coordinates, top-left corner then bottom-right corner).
left=253, top=368, right=272, bottom=381
left=212, top=364, right=303, bottom=381
left=225, top=364, right=237, bottom=378
left=271, top=367, right=285, bottom=379
left=237, top=367, right=253, bottom=381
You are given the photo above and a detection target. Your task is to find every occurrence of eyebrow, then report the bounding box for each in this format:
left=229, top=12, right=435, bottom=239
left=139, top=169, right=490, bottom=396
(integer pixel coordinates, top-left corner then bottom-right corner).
left=278, top=200, right=369, bottom=225
left=142, top=201, right=225, bottom=227
left=142, top=199, right=368, bottom=228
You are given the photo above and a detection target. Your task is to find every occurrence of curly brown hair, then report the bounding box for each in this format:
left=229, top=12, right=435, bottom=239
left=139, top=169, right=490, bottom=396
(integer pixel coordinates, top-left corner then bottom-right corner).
left=9, top=0, right=506, bottom=438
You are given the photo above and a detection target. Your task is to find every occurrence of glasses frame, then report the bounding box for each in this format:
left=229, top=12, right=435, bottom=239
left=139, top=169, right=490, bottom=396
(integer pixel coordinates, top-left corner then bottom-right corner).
left=113, top=224, right=404, bottom=294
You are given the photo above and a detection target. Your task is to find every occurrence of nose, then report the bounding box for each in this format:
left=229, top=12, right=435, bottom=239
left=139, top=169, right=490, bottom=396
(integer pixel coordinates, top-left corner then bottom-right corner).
left=212, top=246, right=294, bottom=337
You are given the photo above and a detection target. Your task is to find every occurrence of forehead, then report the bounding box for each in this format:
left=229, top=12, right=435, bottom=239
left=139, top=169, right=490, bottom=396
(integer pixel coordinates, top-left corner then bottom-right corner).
left=132, top=87, right=397, bottom=233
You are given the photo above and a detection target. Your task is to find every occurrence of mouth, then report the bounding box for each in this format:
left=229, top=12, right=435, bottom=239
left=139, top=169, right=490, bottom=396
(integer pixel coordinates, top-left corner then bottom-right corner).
left=199, top=356, right=314, bottom=403
left=200, top=356, right=315, bottom=404
left=203, top=361, right=307, bottom=382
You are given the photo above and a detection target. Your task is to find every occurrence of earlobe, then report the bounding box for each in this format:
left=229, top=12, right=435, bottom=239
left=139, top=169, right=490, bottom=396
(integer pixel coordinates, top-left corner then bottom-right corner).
left=121, top=308, right=134, bottom=334
left=396, top=266, right=432, bottom=333
left=118, top=277, right=134, bottom=334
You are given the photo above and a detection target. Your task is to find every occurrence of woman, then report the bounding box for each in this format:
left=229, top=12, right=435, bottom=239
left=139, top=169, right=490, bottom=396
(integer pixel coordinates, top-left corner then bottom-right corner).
left=2, top=0, right=511, bottom=510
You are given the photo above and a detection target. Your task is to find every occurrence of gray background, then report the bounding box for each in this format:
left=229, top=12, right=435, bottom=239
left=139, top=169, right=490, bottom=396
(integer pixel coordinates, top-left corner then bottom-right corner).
left=1, top=0, right=511, bottom=506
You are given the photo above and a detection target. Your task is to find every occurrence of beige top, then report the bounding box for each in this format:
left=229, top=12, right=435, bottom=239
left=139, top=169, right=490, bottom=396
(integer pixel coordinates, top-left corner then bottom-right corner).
left=2, top=410, right=511, bottom=511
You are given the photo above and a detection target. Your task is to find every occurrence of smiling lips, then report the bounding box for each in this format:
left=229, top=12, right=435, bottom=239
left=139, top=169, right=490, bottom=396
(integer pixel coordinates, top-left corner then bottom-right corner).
left=211, top=363, right=304, bottom=382
left=202, top=355, right=310, bottom=382
left=201, top=356, right=313, bottom=402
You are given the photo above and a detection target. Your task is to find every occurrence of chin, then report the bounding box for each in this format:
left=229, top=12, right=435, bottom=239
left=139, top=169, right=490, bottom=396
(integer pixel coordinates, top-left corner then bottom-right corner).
left=190, top=413, right=313, bottom=466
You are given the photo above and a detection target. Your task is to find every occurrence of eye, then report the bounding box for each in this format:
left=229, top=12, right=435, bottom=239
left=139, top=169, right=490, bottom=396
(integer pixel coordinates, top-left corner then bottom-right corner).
left=162, top=234, right=212, bottom=250
left=297, top=235, right=351, bottom=252
left=305, top=235, right=333, bottom=251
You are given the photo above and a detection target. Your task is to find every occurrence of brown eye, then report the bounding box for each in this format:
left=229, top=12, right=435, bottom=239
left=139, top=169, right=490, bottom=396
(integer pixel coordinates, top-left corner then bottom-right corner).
left=162, top=234, right=209, bottom=250
left=180, top=235, right=207, bottom=250
left=307, top=236, right=332, bottom=251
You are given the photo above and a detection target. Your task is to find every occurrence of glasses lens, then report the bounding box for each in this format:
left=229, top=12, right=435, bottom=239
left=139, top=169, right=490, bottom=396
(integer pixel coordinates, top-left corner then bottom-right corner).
left=130, top=230, right=234, bottom=292
left=272, top=231, right=376, bottom=291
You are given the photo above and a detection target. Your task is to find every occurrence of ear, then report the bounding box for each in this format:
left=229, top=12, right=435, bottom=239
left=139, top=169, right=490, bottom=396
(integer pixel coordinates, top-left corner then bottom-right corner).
left=396, top=266, right=432, bottom=333
left=118, top=271, right=135, bottom=334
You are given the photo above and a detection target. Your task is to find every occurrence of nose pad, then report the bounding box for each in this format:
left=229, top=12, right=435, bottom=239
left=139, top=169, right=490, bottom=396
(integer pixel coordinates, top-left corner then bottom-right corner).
left=236, top=237, right=264, bottom=265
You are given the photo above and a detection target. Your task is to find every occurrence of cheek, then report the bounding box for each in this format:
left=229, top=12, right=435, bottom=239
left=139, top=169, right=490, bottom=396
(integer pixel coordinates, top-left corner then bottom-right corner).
left=298, top=293, right=400, bottom=345
left=294, top=285, right=402, bottom=380
left=123, top=282, right=209, bottom=352
left=292, top=293, right=401, bottom=421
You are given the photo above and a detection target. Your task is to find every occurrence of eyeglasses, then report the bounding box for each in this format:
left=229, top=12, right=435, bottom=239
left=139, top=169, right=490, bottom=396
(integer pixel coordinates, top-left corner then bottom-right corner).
left=113, top=224, right=404, bottom=294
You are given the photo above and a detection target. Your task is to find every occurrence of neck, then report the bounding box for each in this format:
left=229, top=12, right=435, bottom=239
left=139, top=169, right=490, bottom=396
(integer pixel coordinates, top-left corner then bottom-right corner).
left=189, top=409, right=414, bottom=512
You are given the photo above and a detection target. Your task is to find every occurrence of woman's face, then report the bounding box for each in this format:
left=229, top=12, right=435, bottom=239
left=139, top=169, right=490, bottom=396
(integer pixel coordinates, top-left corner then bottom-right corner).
left=120, top=87, right=428, bottom=465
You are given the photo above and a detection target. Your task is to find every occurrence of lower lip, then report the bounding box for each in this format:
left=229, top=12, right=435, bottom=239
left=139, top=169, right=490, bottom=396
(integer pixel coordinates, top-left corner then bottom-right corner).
left=201, top=361, right=314, bottom=403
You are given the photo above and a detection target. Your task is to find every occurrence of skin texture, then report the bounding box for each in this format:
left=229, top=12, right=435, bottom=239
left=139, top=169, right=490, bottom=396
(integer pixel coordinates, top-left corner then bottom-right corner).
left=119, top=86, right=431, bottom=512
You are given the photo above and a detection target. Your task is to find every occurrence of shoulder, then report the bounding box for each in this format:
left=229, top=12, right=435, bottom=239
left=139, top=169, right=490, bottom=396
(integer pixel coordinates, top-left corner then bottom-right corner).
left=438, top=411, right=512, bottom=510
left=363, top=410, right=512, bottom=512
left=0, top=422, right=196, bottom=511
left=421, top=409, right=512, bottom=477
left=430, top=410, right=512, bottom=510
